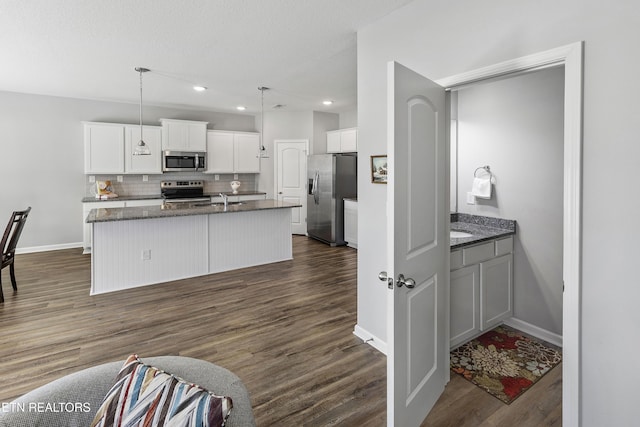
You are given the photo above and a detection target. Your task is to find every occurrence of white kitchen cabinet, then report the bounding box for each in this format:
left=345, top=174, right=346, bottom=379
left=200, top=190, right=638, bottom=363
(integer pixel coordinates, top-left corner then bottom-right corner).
left=124, top=125, right=162, bottom=174
left=84, top=122, right=125, bottom=174
left=82, top=198, right=163, bottom=253
left=326, top=127, right=358, bottom=153
left=234, top=133, right=260, bottom=172
left=343, top=199, right=358, bottom=249
left=450, top=236, right=514, bottom=348
left=206, top=130, right=260, bottom=174
left=82, top=200, right=125, bottom=253
left=160, top=119, right=208, bottom=151
left=84, top=122, right=162, bottom=174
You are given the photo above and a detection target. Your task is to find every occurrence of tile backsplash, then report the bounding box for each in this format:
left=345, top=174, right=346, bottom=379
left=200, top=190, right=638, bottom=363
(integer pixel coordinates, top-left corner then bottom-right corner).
left=85, top=173, right=258, bottom=197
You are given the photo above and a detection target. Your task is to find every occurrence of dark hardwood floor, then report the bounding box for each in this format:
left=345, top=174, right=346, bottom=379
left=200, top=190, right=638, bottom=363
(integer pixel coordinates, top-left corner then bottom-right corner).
left=0, top=235, right=560, bottom=426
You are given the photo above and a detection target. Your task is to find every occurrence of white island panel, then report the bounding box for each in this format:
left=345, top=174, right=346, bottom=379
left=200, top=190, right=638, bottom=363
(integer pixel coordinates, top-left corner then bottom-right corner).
left=91, top=215, right=208, bottom=295
left=209, top=208, right=292, bottom=273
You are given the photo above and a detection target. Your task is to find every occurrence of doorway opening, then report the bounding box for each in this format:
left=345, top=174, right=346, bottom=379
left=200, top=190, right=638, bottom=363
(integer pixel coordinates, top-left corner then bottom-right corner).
left=436, top=42, right=583, bottom=426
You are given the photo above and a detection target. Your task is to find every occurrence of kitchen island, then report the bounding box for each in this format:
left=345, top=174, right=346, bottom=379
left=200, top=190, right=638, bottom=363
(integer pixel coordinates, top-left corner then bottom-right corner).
left=86, top=199, right=300, bottom=295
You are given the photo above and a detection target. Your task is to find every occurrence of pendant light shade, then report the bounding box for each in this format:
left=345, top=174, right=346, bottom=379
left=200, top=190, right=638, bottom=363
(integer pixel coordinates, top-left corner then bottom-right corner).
left=133, top=67, right=151, bottom=156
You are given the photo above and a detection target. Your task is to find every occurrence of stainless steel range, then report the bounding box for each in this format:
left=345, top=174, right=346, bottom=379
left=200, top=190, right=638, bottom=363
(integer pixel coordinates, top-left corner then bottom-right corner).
left=160, top=180, right=209, bottom=206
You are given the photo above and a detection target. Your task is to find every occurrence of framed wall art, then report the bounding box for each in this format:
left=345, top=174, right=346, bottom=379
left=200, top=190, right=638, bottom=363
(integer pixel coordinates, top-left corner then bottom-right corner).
left=370, top=155, right=388, bottom=184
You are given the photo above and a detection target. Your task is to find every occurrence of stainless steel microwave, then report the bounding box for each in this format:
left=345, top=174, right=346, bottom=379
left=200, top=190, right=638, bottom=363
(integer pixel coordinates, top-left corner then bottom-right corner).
left=162, top=151, right=206, bottom=172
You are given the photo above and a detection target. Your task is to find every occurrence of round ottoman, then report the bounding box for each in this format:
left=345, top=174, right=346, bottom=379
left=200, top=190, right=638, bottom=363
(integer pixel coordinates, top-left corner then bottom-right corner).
left=0, top=356, right=255, bottom=427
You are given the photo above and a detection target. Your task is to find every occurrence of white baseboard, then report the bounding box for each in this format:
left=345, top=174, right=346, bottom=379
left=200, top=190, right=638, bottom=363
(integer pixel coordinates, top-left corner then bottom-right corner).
left=16, top=242, right=83, bottom=254
left=503, top=317, right=563, bottom=348
left=353, top=324, right=388, bottom=355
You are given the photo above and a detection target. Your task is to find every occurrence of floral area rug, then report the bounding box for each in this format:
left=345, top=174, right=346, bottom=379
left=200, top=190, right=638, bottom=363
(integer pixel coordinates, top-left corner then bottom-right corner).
left=450, top=325, right=562, bottom=404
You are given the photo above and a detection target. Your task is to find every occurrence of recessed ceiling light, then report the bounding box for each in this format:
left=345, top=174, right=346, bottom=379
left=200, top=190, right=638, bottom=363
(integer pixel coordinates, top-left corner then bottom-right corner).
left=193, top=86, right=207, bottom=92
left=322, top=100, right=334, bottom=105
left=236, top=106, right=246, bottom=111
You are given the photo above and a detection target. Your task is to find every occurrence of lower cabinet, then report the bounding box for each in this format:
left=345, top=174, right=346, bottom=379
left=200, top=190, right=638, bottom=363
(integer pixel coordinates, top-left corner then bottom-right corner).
left=343, top=199, right=358, bottom=249
left=450, top=237, right=513, bottom=349
left=450, top=264, right=480, bottom=348
left=481, top=254, right=513, bottom=330
left=83, top=199, right=163, bottom=253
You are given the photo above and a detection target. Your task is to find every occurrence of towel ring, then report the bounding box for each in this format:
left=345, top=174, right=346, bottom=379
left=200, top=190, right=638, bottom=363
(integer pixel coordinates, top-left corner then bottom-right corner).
left=474, top=165, right=493, bottom=181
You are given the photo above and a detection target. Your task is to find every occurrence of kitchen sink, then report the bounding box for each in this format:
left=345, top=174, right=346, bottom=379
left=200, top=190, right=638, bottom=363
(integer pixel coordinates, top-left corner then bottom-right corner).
left=450, top=230, right=473, bottom=239
left=211, top=202, right=244, bottom=206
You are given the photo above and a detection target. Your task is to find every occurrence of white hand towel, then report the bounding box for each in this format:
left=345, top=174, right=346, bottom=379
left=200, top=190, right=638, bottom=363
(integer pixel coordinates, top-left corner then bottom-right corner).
left=472, top=176, right=492, bottom=199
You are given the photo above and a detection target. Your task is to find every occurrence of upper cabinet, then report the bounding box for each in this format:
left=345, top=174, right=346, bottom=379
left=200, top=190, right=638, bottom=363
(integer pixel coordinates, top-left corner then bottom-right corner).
left=124, top=125, right=162, bottom=174
left=205, top=130, right=260, bottom=174
left=84, top=122, right=125, bottom=174
left=160, top=119, right=208, bottom=151
left=326, top=127, right=358, bottom=153
left=84, top=122, right=162, bottom=174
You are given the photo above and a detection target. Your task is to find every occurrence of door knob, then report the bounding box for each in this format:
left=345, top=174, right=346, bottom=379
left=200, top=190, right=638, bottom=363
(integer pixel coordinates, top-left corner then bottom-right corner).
left=396, top=274, right=416, bottom=289
left=378, top=271, right=393, bottom=289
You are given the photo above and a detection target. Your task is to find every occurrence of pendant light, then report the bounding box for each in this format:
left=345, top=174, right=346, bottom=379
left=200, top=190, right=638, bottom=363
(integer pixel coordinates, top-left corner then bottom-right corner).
left=133, top=67, right=151, bottom=156
left=258, top=86, right=269, bottom=158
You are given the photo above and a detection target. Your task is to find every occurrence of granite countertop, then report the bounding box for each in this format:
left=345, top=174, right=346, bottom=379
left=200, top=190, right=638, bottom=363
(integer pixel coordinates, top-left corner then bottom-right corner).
left=82, top=191, right=267, bottom=203
left=86, top=199, right=300, bottom=223
left=82, top=194, right=162, bottom=203
left=450, top=213, right=516, bottom=249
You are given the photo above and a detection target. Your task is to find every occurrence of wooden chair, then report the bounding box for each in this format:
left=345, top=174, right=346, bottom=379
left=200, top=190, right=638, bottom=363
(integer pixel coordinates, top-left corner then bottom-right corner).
left=1, top=207, right=31, bottom=303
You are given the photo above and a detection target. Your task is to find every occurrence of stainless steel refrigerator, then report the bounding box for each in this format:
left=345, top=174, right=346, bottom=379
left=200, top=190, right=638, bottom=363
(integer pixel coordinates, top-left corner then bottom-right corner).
left=307, top=153, right=357, bottom=246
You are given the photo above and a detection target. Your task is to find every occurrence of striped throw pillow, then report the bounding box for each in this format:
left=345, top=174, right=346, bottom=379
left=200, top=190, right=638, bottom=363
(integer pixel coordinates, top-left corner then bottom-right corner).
left=90, top=354, right=233, bottom=427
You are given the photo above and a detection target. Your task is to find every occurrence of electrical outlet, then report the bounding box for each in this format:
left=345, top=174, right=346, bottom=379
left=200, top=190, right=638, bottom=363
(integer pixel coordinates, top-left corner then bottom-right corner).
left=142, top=175, right=148, bottom=182
left=117, top=175, right=123, bottom=182
left=214, top=174, right=219, bottom=181
left=466, top=192, right=476, bottom=205
left=89, top=175, right=95, bottom=183
left=142, top=249, right=151, bottom=260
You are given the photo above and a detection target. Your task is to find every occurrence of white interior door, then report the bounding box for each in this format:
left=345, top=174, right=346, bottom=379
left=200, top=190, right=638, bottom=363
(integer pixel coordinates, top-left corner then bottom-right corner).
left=275, top=140, right=308, bottom=235
left=386, top=61, right=449, bottom=426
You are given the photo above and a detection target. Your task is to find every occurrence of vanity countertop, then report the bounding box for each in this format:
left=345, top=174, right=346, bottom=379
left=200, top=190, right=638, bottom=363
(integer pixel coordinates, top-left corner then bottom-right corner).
left=450, top=213, right=516, bottom=249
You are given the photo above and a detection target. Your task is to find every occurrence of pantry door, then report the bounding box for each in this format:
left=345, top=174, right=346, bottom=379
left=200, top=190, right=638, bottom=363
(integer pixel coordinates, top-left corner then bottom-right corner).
left=275, top=139, right=308, bottom=235
left=386, top=61, right=449, bottom=426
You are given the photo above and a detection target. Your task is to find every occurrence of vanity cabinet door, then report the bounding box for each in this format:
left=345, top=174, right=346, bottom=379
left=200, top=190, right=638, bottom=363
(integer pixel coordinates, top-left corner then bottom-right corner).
left=450, top=264, right=481, bottom=349
left=480, top=253, right=513, bottom=330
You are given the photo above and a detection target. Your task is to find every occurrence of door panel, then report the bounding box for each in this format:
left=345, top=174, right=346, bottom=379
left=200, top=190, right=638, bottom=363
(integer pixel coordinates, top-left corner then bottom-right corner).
left=276, top=141, right=308, bottom=235
left=387, top=61, right=448, bottom=426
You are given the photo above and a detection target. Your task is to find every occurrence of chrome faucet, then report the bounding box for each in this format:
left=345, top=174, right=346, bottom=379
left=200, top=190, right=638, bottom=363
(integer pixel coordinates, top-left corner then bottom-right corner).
left=219, top=193, right=228, bottom=209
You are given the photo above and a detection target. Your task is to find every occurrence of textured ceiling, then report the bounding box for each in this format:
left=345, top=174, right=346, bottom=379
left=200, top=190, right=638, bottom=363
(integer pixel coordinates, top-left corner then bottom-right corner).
left=0, top=0, right=415, bottom=114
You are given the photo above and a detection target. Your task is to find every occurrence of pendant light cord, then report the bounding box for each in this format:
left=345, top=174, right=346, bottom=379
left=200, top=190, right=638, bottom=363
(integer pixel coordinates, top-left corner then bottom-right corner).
left=139, top=69, right=144, bottom=143
left=258, top=86, right=269, bottom=154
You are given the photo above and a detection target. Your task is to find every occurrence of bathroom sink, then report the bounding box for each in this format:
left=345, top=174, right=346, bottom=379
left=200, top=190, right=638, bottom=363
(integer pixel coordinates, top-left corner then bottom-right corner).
left=450, top=230, right=473, bottom=239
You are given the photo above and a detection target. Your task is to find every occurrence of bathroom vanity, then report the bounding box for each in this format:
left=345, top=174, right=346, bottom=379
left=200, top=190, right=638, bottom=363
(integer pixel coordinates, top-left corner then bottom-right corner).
left=449, top=213, right=516, bottom=349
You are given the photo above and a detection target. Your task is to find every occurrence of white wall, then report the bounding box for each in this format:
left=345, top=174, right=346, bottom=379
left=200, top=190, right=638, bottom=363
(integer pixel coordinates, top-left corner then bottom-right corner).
left=357, top=0, right=640, bottom=424
left=0, top=90, right=254, bottom=250
left=312, top=111, right=340, bottom=154
left=257, top=111, right=313, bottom=198
left=455, top=67, right=564, bottom=336
left=339, top=109, right=358, bottom=128
left=256, top=110, right=338, bottom=198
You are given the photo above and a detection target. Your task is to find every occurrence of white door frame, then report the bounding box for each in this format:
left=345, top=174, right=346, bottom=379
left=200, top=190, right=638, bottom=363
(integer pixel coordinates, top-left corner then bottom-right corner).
left=273, top=139, right=309, bottom=233
left=437, top=41, right=583, bottom=427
